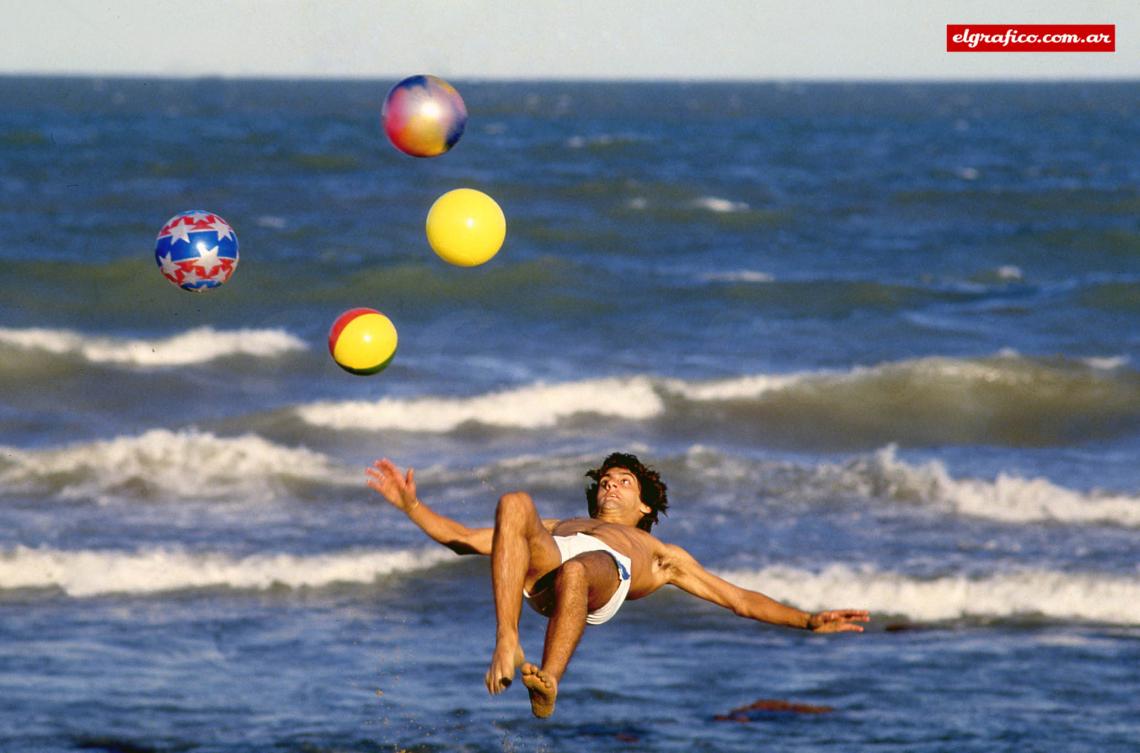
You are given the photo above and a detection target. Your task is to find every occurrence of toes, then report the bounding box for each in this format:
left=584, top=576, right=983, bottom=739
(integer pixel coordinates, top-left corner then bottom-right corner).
left=485, top=672, right=511, bottom=695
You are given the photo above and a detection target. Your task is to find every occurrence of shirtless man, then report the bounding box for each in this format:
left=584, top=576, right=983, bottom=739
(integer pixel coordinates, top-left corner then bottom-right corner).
left=366, top=452, right=869, bottom=718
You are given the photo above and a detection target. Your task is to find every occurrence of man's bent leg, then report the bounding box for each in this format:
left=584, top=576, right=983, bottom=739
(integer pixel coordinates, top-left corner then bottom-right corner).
left=485, top=491, right=561, bottom=695
left=522, top=552, right=619, bottom=718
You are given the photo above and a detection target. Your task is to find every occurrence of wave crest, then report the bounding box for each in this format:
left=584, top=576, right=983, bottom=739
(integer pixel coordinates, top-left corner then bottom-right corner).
left=295, top=377, right=664, bottom=432
left=291, top=354, right=1139, bottom=448
left=670, top=354, right=1140, bottom=448
left=0, top=429, right=348, bottom=503
left=0, top=326, right=306, bottom=367
left=0, top=545, right=449, bottom=597
left=833, top=446, right=1140, bottom=527
left=720, top=564, right=1140, bottom=625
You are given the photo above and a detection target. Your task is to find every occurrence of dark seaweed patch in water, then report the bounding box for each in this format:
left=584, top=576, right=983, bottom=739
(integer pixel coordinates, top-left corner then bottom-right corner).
left=713, top=698, right=835, bottom=722
left=74, top=735, right=194, bottom=753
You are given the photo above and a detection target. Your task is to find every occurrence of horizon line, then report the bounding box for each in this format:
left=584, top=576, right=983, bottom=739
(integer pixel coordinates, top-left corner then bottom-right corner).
left=1, top=71, right=1137, bottom=85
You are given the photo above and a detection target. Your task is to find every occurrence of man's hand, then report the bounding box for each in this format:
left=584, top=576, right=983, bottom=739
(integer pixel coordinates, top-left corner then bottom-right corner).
left=806, top=609, right=871, bottom=633
left=366, top=458, right=419, bottom=513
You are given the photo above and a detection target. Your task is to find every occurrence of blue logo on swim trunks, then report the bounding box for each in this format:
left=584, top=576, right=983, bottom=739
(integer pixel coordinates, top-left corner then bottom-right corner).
left=616, top=560, right=630, bottom=581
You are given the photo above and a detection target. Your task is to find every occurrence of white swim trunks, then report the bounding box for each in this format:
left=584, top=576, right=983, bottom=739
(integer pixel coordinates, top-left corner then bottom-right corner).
left=523, top=532, right=633, bottom=625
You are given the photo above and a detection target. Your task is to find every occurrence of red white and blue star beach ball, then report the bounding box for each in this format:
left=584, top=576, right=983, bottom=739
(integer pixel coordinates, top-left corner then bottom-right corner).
left=154, top=210, right=239, bottom=292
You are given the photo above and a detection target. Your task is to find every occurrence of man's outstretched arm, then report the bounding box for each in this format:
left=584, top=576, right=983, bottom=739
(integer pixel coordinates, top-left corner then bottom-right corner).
left=661, top=543, right=869, bottom=633
left=366, top=458, right=493, bottom=556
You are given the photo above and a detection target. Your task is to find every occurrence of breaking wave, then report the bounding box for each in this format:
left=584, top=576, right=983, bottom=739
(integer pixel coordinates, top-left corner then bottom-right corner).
left=0, top=545, right=449, bottom=597
left=0, top=326, right=306, bottom=368
left=721, top=564, right=1140, bottom=625
left=295, top=377, right=664, bottom=432
left=677, top=445, right=1140, bottom=529
left=0, top=429, right=350, bottom=503
left=4, top=543, right=1136, bottom=627
left=820, top=446, right=1140, bottom=528
left=291, top=354, right=1140, bottom=448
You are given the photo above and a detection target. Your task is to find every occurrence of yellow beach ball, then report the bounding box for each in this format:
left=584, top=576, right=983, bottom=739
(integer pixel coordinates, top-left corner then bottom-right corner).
left=328, top=308, right=398, bottom=375
left=425, top=188, right=506, bottom=267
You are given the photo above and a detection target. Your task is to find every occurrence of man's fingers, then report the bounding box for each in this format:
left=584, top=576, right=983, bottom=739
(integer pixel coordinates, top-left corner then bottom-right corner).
left=365, top=460, right=418, bottom=511
left=809, top=609, right=871, bottom=633
left=815, top=621, right=865, bottom=634
left=822, top=609, right=870, bottom=622
left=365, top=459, right=403, bottom=497
left=366, top=459, right=402, bottom=482
left=364, top=466, right=389, bottom=484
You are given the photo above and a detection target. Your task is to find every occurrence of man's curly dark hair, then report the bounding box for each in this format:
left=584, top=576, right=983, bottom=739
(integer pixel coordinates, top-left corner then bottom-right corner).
left=585, top=452, right=668, bottom=532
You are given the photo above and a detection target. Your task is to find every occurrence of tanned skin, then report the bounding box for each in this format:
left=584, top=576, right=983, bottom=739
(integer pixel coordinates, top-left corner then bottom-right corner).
left=366, top=458, right=869, bottom=718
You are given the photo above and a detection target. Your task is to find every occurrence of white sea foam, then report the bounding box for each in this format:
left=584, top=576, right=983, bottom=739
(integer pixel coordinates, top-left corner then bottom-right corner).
left=295, top=377, right=664, bottom=432
left=255, top=215, right=288, bottom=229
left=0, top=429, right=349, bottom=502
left=0, top=326, right=306, bottom=367
left=664, top=373, right=808, bottom=401
left=834, top=446, right=1140, bottom=528
left=1083, top=355, right=1129, bottom=370
left=692, top=196, right=749, bottom=213
left=0, top=545, right=450, bottom=597
left=719, top=564, right=1140, bottom=625
left=677, top=444, right=1140, bottom=529
left=8, top=546, right=1134, bottom=624
left=566, top=133, right=641, bottom=149
left=661, top=358, right=1004, bottom=403
left=700, top=270, right=776, bottom=283
left=295, top=354, right=1137, bottom=447
left=669, top=353, right=1137, bottom=418
left=660, top=359, right=982, bottom=403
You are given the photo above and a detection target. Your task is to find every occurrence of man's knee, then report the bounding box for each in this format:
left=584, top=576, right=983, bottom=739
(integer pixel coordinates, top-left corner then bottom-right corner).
left=554, top=553, right=616, bottom=603
left=554, top=558, right=589, bottom=591
left=496, top=491, right=536, bottom=522
left=557, top=553, right=613, bottom=588
left=549, top=560, right=588, bottom=601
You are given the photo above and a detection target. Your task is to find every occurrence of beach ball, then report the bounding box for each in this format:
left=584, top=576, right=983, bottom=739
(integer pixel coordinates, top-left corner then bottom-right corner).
left=154, top=210, right=239, bottom=293
left=328, top=308, right=398, bottom=375
left=425, top=188, right=506, bottom=267
left=382, top=74, right=467, bottom=158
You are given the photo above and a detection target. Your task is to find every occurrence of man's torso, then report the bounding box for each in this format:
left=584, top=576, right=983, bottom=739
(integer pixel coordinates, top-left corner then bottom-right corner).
left=547, top=518, right=670, bottom=599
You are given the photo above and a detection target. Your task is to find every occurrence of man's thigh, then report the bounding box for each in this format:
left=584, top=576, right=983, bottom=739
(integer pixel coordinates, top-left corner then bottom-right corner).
left=517, top=524, right=563, bottom=592
left=524, top=550, right=619, bottom=615
left=571, top=551, right=621, bottom=612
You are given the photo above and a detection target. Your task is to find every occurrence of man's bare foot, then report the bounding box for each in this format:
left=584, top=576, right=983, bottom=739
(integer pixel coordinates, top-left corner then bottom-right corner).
left=521, top=662, right=557, bottom=718
left=484, top=643, right=525, bottom=695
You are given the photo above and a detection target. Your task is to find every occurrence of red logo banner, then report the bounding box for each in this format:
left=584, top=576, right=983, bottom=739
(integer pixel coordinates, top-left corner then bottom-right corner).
left=947, top=25, right=1115, bottom=52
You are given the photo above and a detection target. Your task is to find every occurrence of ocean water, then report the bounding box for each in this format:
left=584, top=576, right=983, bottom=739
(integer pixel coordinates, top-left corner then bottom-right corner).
left=0, top=77, right=1138, bottom=752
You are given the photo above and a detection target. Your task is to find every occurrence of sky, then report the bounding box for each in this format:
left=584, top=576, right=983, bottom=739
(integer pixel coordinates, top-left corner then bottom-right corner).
left=2, top=0, right=1137, bottom=81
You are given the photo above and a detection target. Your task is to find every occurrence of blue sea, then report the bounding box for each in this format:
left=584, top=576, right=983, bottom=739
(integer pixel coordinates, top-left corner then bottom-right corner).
left=1, top=77, right=1138, bottom=752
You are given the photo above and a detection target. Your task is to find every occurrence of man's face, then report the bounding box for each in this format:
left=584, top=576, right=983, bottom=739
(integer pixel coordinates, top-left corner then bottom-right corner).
left=595, top=467, right=650, bottom=525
